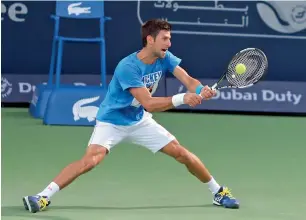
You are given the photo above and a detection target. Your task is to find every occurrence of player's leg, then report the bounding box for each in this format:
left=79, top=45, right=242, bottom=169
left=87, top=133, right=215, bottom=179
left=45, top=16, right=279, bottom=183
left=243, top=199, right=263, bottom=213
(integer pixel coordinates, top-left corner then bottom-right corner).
left=129, top=113, right=239, bottom=209
left=43, top=144, right=108, bottom=194
left=23, top=121, right=128, bottom=213
left=159, top=140, right=218, bottom=186
left=22, top=145, right=107, bottom=213
left=159, top=141, right=239, bottom=208
left=129, top=113, right=217, bottom=187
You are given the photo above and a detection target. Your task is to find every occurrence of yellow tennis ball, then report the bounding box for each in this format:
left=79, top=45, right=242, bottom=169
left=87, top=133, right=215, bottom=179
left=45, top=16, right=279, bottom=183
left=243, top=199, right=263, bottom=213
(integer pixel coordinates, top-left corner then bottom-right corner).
left=235, top=63, right=246, bottom=74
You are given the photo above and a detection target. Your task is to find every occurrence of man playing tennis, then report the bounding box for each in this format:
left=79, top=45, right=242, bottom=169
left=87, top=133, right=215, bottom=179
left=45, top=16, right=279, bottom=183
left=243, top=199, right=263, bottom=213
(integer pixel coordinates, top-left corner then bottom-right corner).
left=23, top=19, right=239, bottom=213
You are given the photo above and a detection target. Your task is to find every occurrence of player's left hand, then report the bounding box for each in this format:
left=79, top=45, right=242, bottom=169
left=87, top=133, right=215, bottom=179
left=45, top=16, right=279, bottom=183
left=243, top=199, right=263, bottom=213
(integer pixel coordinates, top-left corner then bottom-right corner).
left=200, top=86, right=216, bottom=100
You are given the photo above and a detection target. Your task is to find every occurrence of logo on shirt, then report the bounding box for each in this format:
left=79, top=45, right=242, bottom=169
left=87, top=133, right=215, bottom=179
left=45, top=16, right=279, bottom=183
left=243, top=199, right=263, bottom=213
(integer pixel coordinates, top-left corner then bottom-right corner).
left=143, top=70, right=162, bottom=95
left=131, top=71, right=162, bottom=108
left=142, top=71, right=162, bottom=88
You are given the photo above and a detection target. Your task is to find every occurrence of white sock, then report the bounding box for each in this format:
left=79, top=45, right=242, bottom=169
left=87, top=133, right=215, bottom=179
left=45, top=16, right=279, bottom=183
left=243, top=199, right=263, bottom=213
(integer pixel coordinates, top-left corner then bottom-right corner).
left=37, top=182, right=60, bottom=199
left=206, top=177, right=221, bottom=194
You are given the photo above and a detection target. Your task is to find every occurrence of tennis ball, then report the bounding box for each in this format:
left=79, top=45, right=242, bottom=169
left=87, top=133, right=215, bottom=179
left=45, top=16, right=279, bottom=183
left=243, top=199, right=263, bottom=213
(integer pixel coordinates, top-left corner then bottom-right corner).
left=235, top=63, right=246, bottom=74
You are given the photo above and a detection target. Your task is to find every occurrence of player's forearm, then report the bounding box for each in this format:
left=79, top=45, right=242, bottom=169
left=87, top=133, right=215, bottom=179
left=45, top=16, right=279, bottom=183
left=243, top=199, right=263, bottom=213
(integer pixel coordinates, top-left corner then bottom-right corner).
left=185, top=78, right=203, bottom=93
left=145, top=94, right=185, bottom=112
left=145, top=97, right=174, bottom=112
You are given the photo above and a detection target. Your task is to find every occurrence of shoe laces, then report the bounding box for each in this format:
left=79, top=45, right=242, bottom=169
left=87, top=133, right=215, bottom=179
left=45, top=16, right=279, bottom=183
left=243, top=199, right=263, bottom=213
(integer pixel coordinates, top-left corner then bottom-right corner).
left=219, top=187, right=235, bottom=199
left=38, top=197, right=48, bottom=209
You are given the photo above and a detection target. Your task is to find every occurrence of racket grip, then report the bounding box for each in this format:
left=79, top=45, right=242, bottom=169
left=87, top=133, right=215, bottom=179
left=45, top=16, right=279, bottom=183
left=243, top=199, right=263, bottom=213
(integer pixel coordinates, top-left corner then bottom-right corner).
left=211, top=83, right=217, bottom=90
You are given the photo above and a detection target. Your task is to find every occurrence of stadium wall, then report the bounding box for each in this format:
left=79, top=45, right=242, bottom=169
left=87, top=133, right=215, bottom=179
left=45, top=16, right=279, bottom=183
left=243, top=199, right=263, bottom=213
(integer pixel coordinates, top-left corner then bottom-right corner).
left=2, top=1, right=306, bottom=115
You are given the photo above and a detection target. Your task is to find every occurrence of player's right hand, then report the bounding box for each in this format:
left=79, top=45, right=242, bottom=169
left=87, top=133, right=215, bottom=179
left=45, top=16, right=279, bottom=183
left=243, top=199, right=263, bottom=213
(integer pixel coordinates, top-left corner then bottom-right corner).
left=184, top=93, right=202, bottom=107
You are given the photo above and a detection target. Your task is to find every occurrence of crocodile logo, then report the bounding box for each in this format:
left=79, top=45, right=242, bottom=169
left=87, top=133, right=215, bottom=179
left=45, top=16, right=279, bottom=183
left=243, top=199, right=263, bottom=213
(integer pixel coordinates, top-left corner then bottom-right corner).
left=68, top=2, right=91, bottom=16
left=72, top=96, right=99, bottom=122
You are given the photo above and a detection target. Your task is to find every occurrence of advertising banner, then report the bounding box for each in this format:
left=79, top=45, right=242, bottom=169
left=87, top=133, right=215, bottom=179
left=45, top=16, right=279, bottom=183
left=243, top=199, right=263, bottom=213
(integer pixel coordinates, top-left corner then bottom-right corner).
left=1, top=74, right=166, bottom=103
left=166, top=78, right=306, bottom=113
left=2, top=1, right=306, bottom=82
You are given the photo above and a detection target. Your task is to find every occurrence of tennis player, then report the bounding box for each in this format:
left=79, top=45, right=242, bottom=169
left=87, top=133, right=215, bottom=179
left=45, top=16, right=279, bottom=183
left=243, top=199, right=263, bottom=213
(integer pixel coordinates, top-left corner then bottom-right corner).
left=23, top=19, right=239, bottom=213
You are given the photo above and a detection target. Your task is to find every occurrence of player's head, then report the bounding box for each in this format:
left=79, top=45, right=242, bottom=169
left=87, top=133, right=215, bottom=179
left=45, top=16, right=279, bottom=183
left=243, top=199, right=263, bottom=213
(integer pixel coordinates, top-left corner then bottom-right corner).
left=141, top=19, right=172, bottom=58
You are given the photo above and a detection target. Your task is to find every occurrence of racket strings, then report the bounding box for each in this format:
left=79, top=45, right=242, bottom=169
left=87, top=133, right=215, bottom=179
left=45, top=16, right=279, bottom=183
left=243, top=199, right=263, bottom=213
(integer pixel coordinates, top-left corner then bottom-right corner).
left=226, top=49, right=267, bottom=87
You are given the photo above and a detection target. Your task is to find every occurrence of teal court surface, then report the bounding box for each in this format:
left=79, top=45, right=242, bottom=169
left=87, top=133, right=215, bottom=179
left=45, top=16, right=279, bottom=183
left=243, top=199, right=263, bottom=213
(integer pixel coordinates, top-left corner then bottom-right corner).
left=2, top=108, right=306, bottom=220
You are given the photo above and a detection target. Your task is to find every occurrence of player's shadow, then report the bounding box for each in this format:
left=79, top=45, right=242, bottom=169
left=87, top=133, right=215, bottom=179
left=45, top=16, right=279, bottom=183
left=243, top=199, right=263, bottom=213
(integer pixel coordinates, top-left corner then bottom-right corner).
left=2, top=204, right=215, bottom=219
left=1, top=206, right=71, bottom=220
left=2, top=203, right=214, bottom=213
left=51, top=203, right=215, bottom=210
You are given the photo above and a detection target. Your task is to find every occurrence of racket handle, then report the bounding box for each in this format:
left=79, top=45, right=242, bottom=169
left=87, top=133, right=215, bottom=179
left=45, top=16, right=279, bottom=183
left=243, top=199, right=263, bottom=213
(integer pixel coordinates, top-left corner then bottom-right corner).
left=211, top=83, right=217, bottom=90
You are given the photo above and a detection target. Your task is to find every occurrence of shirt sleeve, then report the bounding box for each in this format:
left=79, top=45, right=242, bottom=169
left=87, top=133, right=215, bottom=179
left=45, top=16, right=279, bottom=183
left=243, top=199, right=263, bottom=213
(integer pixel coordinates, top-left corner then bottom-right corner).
left=116, top=64, right=144, bottom=91
left=163, top=50, right=182, bottom=74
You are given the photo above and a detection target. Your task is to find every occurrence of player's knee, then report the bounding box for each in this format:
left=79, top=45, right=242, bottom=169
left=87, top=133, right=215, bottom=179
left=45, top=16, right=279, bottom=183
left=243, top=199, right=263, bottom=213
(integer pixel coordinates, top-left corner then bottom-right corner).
left=80, top=145, right=107, bottom=173
left=175, top=146, right=194, bottom=165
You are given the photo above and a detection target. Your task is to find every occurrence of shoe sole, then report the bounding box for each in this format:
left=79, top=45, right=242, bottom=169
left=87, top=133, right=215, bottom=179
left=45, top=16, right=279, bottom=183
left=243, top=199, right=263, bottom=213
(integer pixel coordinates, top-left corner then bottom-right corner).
left=213, top=200, right=240, bottom=209
left=22, top=196, right=38, bottom=213
left=22, top=197, right=29, bottom=211
left=213, top=200, right=221, bottom=206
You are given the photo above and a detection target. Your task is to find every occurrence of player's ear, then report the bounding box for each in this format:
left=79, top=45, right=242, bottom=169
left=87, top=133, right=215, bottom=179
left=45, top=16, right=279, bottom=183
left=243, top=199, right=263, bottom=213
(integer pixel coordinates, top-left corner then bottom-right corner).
left=147, top=35, right=154, bottom=45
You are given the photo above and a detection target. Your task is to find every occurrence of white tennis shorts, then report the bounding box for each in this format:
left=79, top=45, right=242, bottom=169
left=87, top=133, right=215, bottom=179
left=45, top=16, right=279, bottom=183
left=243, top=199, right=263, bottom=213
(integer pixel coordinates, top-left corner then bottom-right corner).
left=88, top=112, right=176, bottom=153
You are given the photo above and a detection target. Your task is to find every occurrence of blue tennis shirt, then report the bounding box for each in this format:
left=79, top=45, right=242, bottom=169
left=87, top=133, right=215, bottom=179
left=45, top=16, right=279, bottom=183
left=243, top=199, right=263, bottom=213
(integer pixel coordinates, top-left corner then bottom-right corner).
left=96, top=50, right=181, bottom=126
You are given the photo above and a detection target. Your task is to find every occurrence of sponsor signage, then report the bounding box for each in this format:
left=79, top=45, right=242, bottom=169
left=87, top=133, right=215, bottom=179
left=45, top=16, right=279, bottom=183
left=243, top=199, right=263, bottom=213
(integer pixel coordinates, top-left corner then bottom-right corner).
left=1, top=74, right=166, bottom=103
left=166, top=78, right=306, bottom=113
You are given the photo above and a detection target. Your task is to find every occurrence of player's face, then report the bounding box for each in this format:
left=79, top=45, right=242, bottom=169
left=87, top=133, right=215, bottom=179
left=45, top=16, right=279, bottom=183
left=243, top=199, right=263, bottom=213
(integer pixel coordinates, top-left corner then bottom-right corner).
left=152, top=30, right=171, bottom=58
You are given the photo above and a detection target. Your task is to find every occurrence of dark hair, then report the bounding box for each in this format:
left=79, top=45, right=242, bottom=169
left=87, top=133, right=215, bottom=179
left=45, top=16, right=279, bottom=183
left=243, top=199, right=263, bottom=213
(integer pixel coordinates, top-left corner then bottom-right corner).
left=141, top=19, right=171, bottom=47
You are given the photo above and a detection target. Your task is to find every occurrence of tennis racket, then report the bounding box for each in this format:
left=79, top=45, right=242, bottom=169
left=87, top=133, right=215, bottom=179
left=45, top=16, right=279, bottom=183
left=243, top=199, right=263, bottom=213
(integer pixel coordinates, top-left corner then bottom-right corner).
left=211, top=48, right=268, bottom=91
